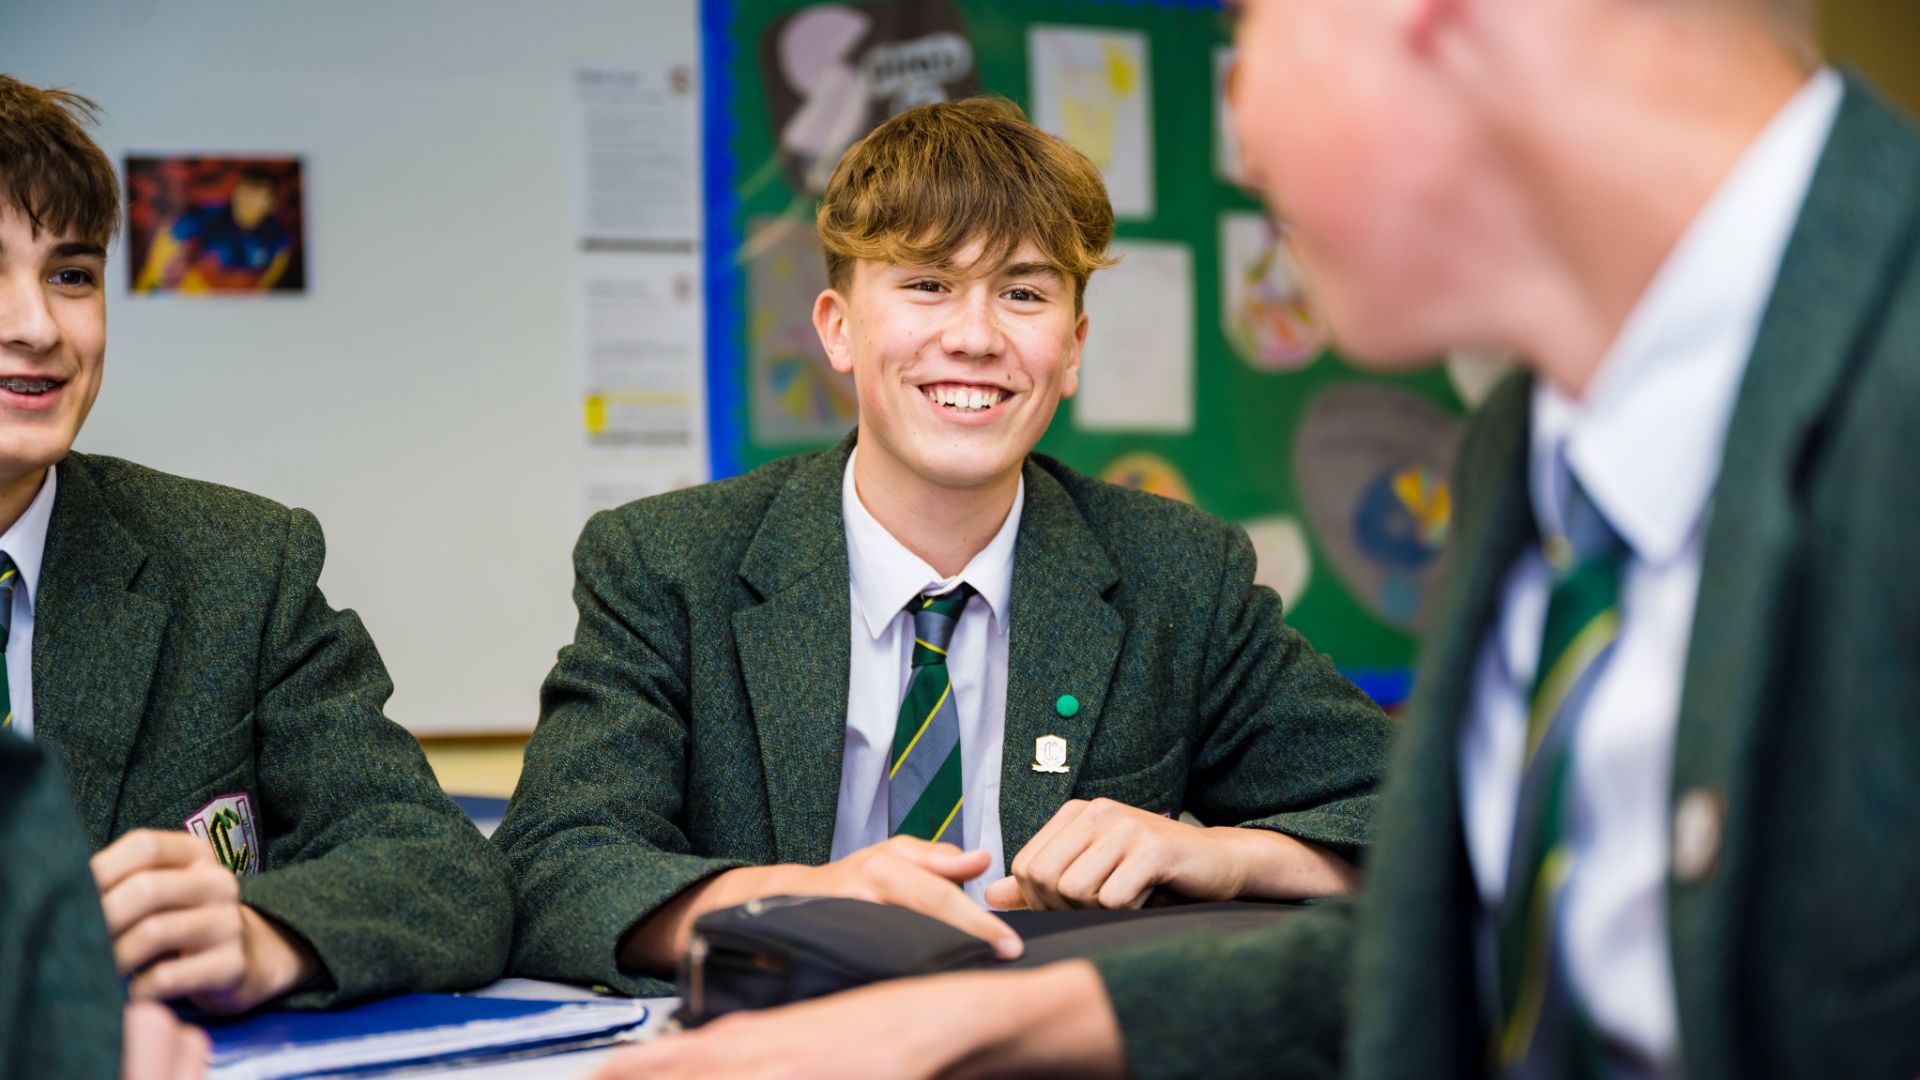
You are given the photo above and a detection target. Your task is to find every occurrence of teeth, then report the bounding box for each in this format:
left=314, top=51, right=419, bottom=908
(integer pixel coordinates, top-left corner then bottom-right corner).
left=926, top=385, right=1004, bottom=412
left=0, top=378, right=55, bottom=395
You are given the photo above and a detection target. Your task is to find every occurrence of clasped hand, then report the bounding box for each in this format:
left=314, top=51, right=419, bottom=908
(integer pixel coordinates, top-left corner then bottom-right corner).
left=92, top=829, right=317, bottom=1014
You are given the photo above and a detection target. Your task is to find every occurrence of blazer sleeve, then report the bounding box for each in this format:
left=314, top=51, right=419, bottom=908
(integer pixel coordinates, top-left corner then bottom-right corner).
left=1184, top=525, right=1393, bottom=861
left=0, top=736, right=122, bottom=1079
left=1091, top=899, right=1356, bottom=1080
left=236, top=508, right=513, bottom=1007
left=491, top=510, right=749, bottom=996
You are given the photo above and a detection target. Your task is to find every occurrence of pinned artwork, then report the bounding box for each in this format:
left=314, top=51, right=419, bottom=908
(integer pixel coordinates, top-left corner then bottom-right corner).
left=1220, top=211, right=1326, bottom=372
left=1100, top=452, right=1195, bottom=504
left=760, top=0, right=981, bottom=195
left=1075, top=240, right=1194, bottom=433
left=1293, top=385, right=1462, bottom=630
left=1240, top=515, right=1313, bottom=612
left=747, top=218, right=858, bottom=442
left=1029, top=26, right=1154, bottom=219
left=126, top=155, right=305, bottom=295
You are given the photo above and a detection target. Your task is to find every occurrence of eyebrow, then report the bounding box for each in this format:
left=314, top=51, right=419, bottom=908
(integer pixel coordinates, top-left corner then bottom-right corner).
left=999, top=261, right=1067, bottom=282
left=52, top=241, right=108, bottom=260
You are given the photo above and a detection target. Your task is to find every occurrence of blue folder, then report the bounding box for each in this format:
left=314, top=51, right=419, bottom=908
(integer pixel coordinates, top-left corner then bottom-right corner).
left=196, top=992, right=649, bottom=1079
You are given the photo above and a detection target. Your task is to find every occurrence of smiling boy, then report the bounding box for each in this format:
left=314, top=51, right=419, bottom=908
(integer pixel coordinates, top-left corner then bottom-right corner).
left=0, top=74, right=510, bottom=1016
left=588, top=0, right=1920, bottom=1075
left=496, top=97, right=1392, bottom=992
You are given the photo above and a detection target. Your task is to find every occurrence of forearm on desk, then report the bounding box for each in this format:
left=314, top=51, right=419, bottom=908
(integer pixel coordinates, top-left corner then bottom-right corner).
left=1222, top=827, right=1363, bottom=899
left=618, top=864, right=797, bottom=974
left=923, top=962, right=1127, bottom=1080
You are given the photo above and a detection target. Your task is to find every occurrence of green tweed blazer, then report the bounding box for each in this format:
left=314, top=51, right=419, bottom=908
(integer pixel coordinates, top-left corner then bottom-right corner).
left=1093, top=74, right=1920, bottom=1080
left=495, top=438, right=1392, bottom=995
left=0, top=733, right=120, bottom=1079
left=31, top=452, right=512, bottom=1008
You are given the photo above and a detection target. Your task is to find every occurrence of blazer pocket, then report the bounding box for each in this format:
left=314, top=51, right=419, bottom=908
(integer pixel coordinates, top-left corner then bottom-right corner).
left=1075, top=739, right=1189, bottom=816
left=174, top=711, right=255, bottom=782
left=180, top=754, right=256, bottom=818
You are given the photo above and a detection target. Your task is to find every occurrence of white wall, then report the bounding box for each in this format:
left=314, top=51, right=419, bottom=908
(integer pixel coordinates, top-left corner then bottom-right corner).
left=7, top=0, right=701, bottom=733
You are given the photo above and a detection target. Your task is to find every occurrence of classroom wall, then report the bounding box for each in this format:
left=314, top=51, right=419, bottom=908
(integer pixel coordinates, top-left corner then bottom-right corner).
left=7, top=1, right=701, bottom=735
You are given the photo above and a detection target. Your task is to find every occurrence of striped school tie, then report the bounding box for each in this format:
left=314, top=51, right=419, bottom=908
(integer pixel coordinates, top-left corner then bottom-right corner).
left=1491, top=478, right=1626, bottom=1078
left=888, top=584, right=974, bottom=846
left=0, top=553, right=16, bottom=730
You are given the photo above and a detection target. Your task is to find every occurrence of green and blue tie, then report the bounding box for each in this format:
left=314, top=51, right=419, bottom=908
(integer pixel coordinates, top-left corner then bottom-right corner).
left=1491, top=479, right=1626, bottom=1078
left=888, top=584, right=973, bottom=846
left=0, top=553, right=17, bottom=730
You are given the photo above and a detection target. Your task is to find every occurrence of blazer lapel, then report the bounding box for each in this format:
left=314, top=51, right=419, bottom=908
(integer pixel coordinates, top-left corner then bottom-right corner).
left=1667, top=76, right=1920, bottom=1068
left=1354, top=370, right=1536, bottom=1077
left=32, top=457, right=167, bottom=850
left=734, top=440, right=856, bottom=866
left=997, top=461, right=1123, bottom=858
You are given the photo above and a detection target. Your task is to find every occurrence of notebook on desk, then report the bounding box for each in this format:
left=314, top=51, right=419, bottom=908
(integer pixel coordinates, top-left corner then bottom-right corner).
left=194, top=992, right=649, bottom=1079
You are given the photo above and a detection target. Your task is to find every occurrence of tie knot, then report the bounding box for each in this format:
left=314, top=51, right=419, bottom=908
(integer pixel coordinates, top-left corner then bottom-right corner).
left=908, top=583, right=973, bottom=667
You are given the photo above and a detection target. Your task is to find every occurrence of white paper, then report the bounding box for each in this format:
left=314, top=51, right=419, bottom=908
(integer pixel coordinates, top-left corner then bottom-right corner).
left=1028, top=26, right=1153, bottom=220
left=571, top=63, right=700, bottom=249
left=577, top=256, right=703, bottom=449
left=1074, top=240, right=1194, bottom=433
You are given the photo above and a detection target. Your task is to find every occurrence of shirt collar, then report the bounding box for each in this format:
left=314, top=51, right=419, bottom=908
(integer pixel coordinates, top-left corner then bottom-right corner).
left=1530, top=67, right=1843, bottom=564
left=842, top=448, right=1024, bottom=639
left=0, top=465, right=58, bottom=614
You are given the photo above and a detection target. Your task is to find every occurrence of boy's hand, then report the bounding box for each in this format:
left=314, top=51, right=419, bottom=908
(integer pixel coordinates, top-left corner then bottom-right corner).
left=92, top=829, right=318, bottom=1015
left=985, top=798, right=1361, bottom=911
left=622, top=835, right=1022, bottom=973
left=585, top=962, right=1124, bottom=1080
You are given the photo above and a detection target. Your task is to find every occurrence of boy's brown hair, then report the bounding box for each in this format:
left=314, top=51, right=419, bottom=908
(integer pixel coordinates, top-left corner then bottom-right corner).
left=816, top=97, right=1115, bottom=310
left=0, top=75, right=120, bottom=246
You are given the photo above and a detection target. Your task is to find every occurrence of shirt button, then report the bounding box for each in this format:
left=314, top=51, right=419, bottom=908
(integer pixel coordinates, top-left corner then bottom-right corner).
left=1672, top=787, right=1724, bottom=885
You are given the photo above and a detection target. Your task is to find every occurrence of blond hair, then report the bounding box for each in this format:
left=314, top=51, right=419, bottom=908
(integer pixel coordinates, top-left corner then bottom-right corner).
left=816, top=97, right=1115, bottom=309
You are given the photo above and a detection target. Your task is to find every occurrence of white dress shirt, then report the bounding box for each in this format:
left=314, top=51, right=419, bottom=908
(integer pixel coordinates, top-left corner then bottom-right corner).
left=1, top=466, right=58, bottom=740
left=831, top=449, right=1023, bottom=905
left=1458, top=69, right=1842, bottom=1070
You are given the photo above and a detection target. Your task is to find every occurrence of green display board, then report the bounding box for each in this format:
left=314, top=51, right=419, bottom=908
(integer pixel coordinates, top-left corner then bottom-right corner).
left=704, top=0, right=1471, bottom=704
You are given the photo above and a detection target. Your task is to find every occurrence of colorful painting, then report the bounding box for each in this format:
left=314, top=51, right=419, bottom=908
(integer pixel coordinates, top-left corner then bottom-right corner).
left=1294, top=385, right=1462, bottom=630
left=1028, top=26, right=1154, bottom=218
left=1100, top=452, right=1194, bottom=503
left=760, top=0, right=980, bottom=196
left=747, top=217, right=858, bottom=441
left=126, top=155, right=305, bottom=295
left=1221, top=211, right=1325, bottom=371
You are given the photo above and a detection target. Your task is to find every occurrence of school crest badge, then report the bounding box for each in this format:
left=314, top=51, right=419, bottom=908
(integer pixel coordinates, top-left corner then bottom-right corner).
left=1031, top=734, right=1070, bottom=774
left=183, top=793, right=260, bottom=876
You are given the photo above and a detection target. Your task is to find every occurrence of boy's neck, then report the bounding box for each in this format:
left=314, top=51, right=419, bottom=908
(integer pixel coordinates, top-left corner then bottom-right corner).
left=851, top=443, right=1020, bottom=581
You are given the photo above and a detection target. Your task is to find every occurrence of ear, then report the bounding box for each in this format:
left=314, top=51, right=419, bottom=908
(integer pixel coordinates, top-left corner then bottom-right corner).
left=1060, top=310, right=1089, bottom=400
left=812, top=287, right=856, bottom=376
